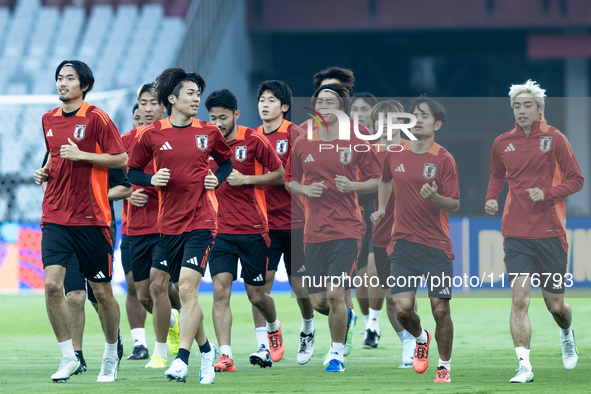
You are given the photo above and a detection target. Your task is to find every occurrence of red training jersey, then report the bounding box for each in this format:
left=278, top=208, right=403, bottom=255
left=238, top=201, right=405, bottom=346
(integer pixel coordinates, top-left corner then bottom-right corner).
left=372, top=142, right=408, bottom=249
left=122, top=125, right=160, bottom=236
left=213, top=126, right=282, bottom=234
left=256, top=119, right=305, bottom=230
left=41, top=102, right=125, bottom=228
left=287, top=128, right=382, bottom=244
left=485, top=121, right=583, bottom=239
left=382, top=141, right=460, bottom=260
left=129, top=117, right=232, bottom=235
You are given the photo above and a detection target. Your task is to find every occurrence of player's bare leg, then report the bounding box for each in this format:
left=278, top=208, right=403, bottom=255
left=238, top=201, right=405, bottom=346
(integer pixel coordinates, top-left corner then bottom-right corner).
left=66, top=290, right=86, bottom=351
left=310, top=292, right=330, bottom=316
left=510, top=276, right=532, bottom=349
left=212, top=273, right=234, bottom=349
left=126, top=271, right=147, bottom=327
left=430, top=298, right=453, bottom=361
left=176, top=268, right=204, bottom=352
left=169, top=282, right=181, bottom=310
left=135, top=278, right=153, bottom=313
left=290, top=275, right=314, bottom=319
left=45, top=265, right=71, bottom=342
left=252, top=270, right=275, bottom=328
left=150, top=268, right=173, bottom=354
left=89, top=281, right=120, bottom=344
left=542, top=289, right=578, bottom=370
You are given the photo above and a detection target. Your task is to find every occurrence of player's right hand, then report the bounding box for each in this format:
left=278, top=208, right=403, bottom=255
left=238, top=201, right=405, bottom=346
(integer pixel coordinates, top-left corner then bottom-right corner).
left=305, top=181, right=328, bottom=198
left=128, top=188, right=148, bottom=207
left=151, top=168, right=170, bottom=187
left=485, top=199, right=498, bottom=215
left=370, top=210, right=385, bottom=225
left=34, top=167, right=49, bottom=185
left=204, top=169, right=219, bottom=190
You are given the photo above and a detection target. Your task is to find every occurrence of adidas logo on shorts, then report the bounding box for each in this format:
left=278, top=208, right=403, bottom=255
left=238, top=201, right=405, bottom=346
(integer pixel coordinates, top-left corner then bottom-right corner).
left=94, top=271, right=106, bottom=280
left=439, top=287, right=450, bottom=295
left=252, top=274, right=264, bottom=282
left=296, top=265, right=306, bottom=274
left=160, top=260, right=168, bottom=266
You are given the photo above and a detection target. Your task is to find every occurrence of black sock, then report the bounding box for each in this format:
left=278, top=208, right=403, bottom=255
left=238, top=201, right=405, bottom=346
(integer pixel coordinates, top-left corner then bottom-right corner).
left=177, top=348, right=190, bottom=365
left=198, top=339, right=211, bottom=354
left=74, top=350, right=84, bottom=362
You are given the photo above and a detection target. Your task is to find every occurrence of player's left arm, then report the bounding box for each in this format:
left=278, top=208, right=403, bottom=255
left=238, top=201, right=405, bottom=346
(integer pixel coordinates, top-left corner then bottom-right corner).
left=107, top=169, right=132, bottom=201
left=535, top=133, right=584, bottom=201
left=228, top=132, right=284, bottom=186
left=421, top=153, right=460, bottom=213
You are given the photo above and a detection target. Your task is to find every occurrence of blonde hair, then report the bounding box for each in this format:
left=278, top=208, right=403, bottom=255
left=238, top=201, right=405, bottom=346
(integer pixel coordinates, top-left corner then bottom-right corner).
left=509, top=79, right=546, bottom=109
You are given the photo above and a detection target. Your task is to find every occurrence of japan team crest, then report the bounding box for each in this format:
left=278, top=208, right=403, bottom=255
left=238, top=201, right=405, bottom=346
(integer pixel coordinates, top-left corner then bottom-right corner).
left=423, top=163, right=437, bottom=180
left=339, top=148, right=352, bottom=165
left=539, top=136, right=552, bottom=153
left=235, top=146, right=247, bottom=162
left=196, top=135, right=208, bottom=151
left=276, top=139, right=288, bottom=155
left=73, top=125, right=86, bottom=141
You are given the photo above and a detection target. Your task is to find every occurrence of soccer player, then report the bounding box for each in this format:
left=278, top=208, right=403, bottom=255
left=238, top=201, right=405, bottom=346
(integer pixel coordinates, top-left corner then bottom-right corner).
left=34, top=60, right=128, bottom=382
left=254, top=80, right=315, bottom=365
left=368, top=100, right=416, bottom=365
left=372, top=97, right=459, bottom=383
left=40, top=154, right=130, bottom=373
left=286, top=84, right=381, bottom=372
left=132, top=103, right=143, bottom=129
left=349, top=92, right=380, bottom=347
left=120, top=101, right=150, bottom=362
left=205, top=89, right=285, bottom=371
left=484, top=80, right=583, bottom=383
left=128, top=68, right=232, bottom=384
left=122, top=83, right=181, bottom=367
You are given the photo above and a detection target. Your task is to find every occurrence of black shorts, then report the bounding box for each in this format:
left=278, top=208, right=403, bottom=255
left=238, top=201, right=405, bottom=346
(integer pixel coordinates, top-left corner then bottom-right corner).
left=63, top=254, right=97, bottom=303
left=304, top=238, right=359, bottom=294
left=389, top=239, right=453, bottom=299
left=504, top=236, right=568, bottom=294
left=267, top=228, right=305, bottom=277
left=373, top=246, right=391, bottom=288
left=209, top=233, right=270, bottom=286
left=161, top=229, right=214, bottom=283
left=129, top=234, right=169, bottom=282
left=42, top=223, right=113, bottom=283
left=120, top=235, right=132, bottom=274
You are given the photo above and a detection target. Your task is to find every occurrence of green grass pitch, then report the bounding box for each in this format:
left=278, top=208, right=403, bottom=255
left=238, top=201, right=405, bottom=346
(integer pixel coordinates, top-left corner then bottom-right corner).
left=0, top=291, right=589, bottom=393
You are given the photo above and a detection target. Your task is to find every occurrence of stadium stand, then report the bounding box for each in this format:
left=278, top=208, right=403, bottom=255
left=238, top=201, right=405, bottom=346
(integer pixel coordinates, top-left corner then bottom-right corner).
left=0, top=0, right=189, bottom=222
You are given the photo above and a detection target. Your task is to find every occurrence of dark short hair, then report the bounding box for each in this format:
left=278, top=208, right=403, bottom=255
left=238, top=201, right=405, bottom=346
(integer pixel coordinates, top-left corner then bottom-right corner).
left=55, top=60, right=94, bottom=99
left=257, top=80, right=292, bottom=117
left=311, top=83, right=351, bottom=114
left=351, top=92, right=378, bottom=111
left=313, top=66, right=355, bottom=93
left=205, top=89, right=238, bottom=112
left=408, top=96, right=446, bottom=124
left=155, top=68, right=205, bottom=115
left=132, top=103, right=139, bottom=114
left=137, top=82, right=156, bottom=101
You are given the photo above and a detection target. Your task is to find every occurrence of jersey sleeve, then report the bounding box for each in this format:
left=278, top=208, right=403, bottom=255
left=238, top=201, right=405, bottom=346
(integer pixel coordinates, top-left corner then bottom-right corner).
left=108, top=169, right=131, bottom=189
left=356, top=141, right=382, bottom=181
left=485, top=137, right=506, bottom=203
left=287, top=138, right=304, bottom=183
left=128, top=130, right=153, bottom=170
left=93, top=110, right=125, bottom=155
left=541, top=132, right=584, bottom=200
left=440, top=152, right=460, bottom=199
left=381, top=153, right=394, bottom=183
left=253, top=132, right=282, bottom=172
left=210, top=127, right=233, bottom=164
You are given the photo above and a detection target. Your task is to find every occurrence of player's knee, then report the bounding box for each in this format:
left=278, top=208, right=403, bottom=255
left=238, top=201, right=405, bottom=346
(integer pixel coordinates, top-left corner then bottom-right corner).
left=90, top=283, right=113, bottom=304
left=545, top=300, right=564, bottom=316
left=178, top=282, right=196, bottom=302
left=512, top=297, right=529, bottom=313
left=431, top=302, right=451, bottom=323
left=66, top=290, right=86, bottom=309
left=149, top=279, right=167, bottom=299
left=247, top=288, right=265, bottom=308
left=394, top=302, right=413, bottom=321
left=310, top=298, right=329, bottom=315
left=44, top=280, right=63, bottom=298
